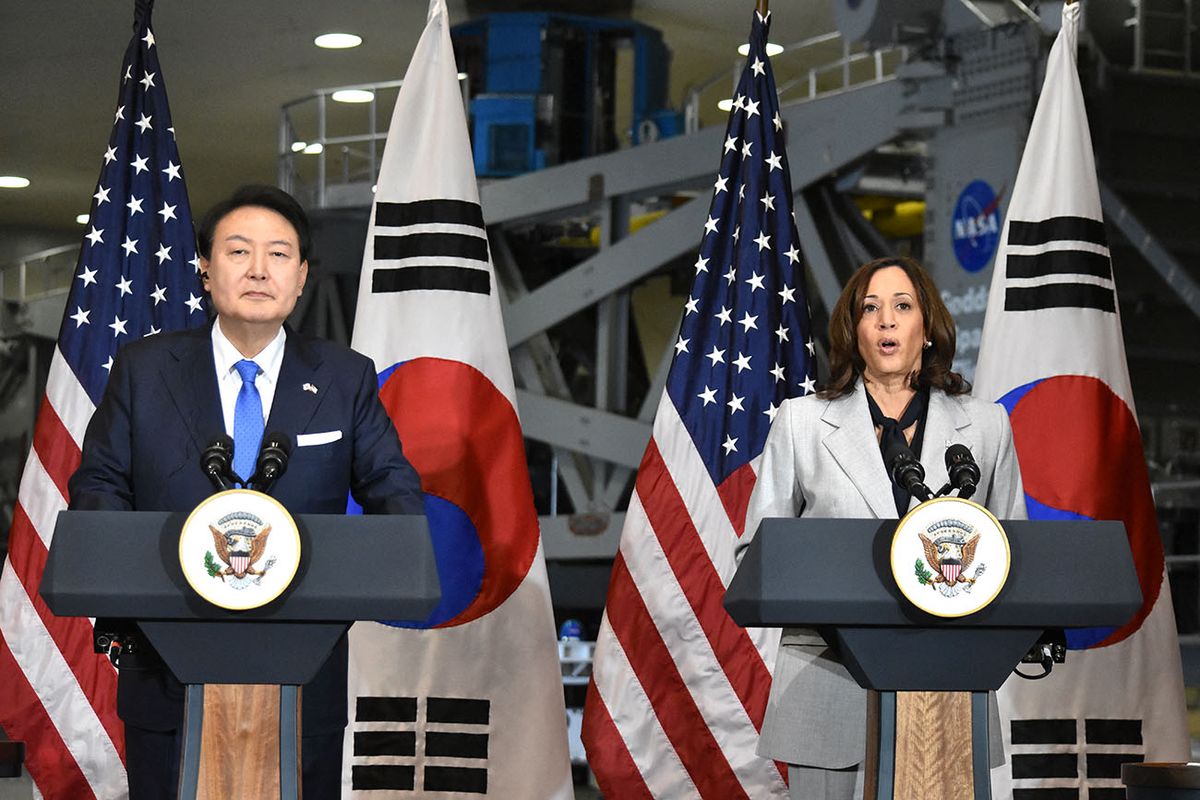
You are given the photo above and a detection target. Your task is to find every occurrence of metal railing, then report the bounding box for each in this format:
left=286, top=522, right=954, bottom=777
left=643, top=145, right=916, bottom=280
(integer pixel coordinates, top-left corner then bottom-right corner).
left=1154, top=478, right=1200, bottom=644
left=0, top=244, right=79, bottom=303
left=1132, top=0, right=1196, bottom=74
left=278, top=78, right=471, bottom=209
left=277, top=80, right=402, bottom=208
left=682, top=31, right=909, bottom=134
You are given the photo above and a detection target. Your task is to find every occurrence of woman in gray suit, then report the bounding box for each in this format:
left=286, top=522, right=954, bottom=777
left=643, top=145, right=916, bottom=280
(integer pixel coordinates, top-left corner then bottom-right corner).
left=743, top=256, right=1026, bottom=799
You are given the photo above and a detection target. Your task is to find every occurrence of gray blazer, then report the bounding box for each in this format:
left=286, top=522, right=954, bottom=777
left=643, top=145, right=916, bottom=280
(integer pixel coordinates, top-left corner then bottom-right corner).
left=743, top=380, right=1027, bottom=767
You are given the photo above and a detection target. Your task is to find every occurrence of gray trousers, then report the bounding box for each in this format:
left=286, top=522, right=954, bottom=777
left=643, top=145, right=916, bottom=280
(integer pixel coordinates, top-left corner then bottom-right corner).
left=787, top=763, right=864, bottom=800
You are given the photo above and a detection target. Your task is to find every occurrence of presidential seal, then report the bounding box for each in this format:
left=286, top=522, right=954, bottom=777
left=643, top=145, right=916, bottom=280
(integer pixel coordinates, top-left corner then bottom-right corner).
left=179, top=489, right=301, bottom=610
left=890, top=496, right=1010, bottom=618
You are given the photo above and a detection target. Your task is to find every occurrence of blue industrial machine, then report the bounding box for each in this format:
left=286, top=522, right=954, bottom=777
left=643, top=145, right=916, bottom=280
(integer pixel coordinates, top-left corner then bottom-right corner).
left=451, top=13, right=682, bottom=177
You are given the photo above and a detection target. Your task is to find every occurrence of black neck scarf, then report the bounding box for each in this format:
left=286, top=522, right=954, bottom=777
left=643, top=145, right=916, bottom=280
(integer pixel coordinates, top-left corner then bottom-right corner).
left=865, top=385, right=930, bottom=517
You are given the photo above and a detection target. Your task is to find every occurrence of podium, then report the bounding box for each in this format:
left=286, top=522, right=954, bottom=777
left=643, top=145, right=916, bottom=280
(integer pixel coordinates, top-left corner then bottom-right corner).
left=41, top=509, right=439, bottom=800
left=725, top=517, right=1142, bottom=800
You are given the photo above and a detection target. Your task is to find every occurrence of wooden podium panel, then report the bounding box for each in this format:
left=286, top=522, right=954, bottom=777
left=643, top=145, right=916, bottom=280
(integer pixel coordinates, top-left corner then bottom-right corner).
left=188, top=685, right=301, bottom=800
left=894, top=692, right=974, bottom=799
left=864, top=691, right=982, bottom=800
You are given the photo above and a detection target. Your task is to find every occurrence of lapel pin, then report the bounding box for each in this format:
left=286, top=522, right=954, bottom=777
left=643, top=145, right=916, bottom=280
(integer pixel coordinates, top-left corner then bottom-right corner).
left=302, top=383, right=318, bottom=394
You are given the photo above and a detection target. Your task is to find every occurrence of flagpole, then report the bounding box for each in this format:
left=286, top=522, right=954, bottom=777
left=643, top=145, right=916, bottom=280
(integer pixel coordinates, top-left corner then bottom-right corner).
left=133, top=0, right=153, bottom=30
left=757, top=0, right=769, bottom=13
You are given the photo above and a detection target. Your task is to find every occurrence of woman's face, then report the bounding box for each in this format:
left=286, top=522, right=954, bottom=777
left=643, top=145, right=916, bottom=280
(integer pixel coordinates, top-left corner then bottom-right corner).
left=855, top=266, right=926, bottom=385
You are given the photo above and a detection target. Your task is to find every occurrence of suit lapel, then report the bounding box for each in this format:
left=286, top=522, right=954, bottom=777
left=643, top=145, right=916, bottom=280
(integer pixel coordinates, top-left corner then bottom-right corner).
left=266, top=327, right=330, bottom=436
left=920, top=390, right=972, bottom=494
left=161, top=326, right=224, bottom=452
left=821, top=381, right=897, bottom=518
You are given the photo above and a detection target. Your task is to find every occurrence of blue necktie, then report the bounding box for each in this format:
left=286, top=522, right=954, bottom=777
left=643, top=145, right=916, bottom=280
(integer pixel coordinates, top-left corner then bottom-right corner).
left=232, top=359, right=264, bottom=485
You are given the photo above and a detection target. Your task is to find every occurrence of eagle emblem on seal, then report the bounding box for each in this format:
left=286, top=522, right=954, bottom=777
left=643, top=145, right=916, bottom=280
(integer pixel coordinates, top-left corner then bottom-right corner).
left=205, top=511, right=274, bottom=583
left=915, top=519, right=986, bottom=598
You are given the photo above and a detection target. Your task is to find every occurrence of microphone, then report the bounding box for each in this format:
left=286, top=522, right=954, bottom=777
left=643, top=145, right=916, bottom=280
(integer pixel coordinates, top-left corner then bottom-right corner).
left=884, top=438, right=932, bottom=503
left=201, top=435, right=236, bottom=493
left=248, top=431, right=291, bottom=494
left=945, top=443, right=981, bottom=500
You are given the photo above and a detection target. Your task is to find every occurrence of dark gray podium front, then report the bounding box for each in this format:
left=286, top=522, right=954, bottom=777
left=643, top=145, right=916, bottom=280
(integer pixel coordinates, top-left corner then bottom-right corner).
left=725, top=517, right=1142, bottom=800
left=41, top=510, right=439, bottom=800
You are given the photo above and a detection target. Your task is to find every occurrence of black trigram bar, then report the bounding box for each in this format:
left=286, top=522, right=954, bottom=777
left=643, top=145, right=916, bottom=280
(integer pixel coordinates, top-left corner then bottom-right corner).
left=376, top=199, right=485, bottom=228
left=1007, top=250, right=1112, bottom=280
left=1005, top=283, right=1116, bottom=313
left=357, top=695, right=417, bottom=722
left=375, top=232, right=489, bottom=261
left=1012, top=719, right=1077, bottom=744
left=1012, top=753, right=1078, bottom=779
left=372, top=266, right=491, bottom=295
left=427, top=696, right=491, bottom=725
left=1087, top=753, right=1143, bottom=779
left=426, top=731, right=489, bottom=759
left=354, top=730, right=416, bottom=757
left=1009, top=216, right=1107, bottom=247
left=1086, top=718, right=1142, bottom=745
left=352, top=764, right=415, bottom=791
left=425, top=765, right=488, bottom=794
left=1013, top=790, right=1079, bottom=800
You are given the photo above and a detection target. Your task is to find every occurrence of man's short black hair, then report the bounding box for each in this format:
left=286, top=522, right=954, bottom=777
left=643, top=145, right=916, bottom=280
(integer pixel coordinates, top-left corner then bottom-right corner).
left=197, top=184, right=311, bottom=263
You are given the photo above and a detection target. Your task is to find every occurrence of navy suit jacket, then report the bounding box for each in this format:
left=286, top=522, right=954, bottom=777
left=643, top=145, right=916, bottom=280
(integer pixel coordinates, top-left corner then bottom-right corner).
left=68, top=321, right=424, bottom=733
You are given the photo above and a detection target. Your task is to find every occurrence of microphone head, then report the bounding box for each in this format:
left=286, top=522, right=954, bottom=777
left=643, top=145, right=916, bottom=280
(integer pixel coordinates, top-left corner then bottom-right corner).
left=201, top=435, right=233, bottom=467
left=884, top=439, right=924, bottom=484
left=945, top=443, right=973, bottom=467
left=945, top=443, right=981, bottom=498
left=201, top=435, right=235, bottom=492
left=204, top=434, right=233, bottom=454
left=262, top=431, right=292, bottom=457
left=252, top=431, right=292, bottom=489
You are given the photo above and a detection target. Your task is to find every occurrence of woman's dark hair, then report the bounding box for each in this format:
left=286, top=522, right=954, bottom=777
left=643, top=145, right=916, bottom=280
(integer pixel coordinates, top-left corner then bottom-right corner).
left=819, top=256, right=969, bottom=399
left=196, top=184, right=311, bottom=263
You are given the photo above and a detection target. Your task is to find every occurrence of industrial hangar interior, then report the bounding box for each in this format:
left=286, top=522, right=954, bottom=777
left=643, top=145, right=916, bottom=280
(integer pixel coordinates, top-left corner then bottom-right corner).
left=2, top=0, right=1200, bottom=796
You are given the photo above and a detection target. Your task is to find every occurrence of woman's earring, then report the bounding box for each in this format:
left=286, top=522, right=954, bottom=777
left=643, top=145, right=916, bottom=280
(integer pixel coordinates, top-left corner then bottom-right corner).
left=923, top=340, right=932, bottom=349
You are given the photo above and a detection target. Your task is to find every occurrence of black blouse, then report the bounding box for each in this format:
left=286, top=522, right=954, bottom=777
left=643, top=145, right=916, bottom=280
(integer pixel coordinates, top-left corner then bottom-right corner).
left=865, top=385, right=930, bottom=517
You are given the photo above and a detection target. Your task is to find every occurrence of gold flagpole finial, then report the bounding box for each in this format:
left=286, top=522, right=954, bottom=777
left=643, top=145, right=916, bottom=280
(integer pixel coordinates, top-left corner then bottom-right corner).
left=756, top=0, right=769, bottom=15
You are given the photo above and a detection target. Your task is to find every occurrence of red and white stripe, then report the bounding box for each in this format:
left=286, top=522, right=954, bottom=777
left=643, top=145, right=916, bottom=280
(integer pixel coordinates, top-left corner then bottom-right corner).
left=0, top=347, right=127, bottom=799
left=583, top=395, right=788, bottom=799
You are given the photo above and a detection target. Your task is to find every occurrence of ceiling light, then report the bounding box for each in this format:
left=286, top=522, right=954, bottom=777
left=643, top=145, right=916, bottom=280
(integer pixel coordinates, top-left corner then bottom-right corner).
left=76, top=214, right=89, bottom=224
left=332, top=89, right=374, bottom=103
left=457, top=72, right=468, bottom=81
left=738, top=42, right=784, bottom=57
left=717, top=98, right=734, bottom=112
left=0, top=176, right=30, bottom=188
left=303, top=143, right=324, bottom=155
left=314, top=33, right=362, bottom=49
left=291, top=141, right=308, bottom=153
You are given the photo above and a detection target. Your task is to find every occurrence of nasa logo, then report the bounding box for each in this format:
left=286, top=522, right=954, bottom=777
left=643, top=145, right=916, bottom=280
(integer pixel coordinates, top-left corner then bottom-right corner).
left=951, top=179, right=1004, bottom=273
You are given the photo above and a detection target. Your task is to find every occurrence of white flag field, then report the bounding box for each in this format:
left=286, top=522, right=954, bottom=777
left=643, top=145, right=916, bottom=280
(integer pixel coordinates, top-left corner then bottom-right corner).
left=974, top=4, right=1190, bottom=797
left=342, top=0, right=572, bottom=796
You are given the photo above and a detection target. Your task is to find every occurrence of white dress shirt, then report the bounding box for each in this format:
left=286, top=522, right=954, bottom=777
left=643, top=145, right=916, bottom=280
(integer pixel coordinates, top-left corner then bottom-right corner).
left=211, top=318, right=287, bottom=437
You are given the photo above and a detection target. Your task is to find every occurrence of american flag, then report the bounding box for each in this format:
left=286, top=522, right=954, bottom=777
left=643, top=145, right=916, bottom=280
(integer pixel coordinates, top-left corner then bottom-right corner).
left=581, top=11, right=815, bottom=798
left=0, top=4, right=205, bottom=797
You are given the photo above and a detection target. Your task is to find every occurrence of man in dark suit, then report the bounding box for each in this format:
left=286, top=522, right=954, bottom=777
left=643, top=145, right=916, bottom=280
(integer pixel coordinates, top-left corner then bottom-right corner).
left=68, top=185, right=424, bottom=799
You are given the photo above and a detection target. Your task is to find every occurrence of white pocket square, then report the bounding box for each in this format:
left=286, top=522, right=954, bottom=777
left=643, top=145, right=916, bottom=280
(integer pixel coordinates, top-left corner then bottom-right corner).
left=296, top=430, right=342, bottom=447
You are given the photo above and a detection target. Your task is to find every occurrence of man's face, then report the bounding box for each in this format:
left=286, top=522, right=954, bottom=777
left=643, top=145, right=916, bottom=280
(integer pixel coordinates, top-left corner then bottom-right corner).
left=201, top=205, right=307, bottom=331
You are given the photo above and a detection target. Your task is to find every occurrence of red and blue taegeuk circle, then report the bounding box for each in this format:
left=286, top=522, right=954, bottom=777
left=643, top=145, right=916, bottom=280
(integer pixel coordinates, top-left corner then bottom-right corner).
left=999, top=374, right=1162, bottom=649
